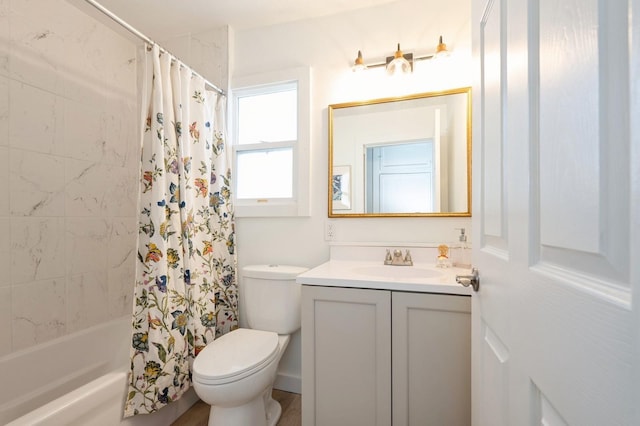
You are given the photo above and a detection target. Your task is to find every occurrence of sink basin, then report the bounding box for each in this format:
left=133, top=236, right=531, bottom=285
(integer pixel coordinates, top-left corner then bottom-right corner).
left=350, top=265, right=443, bottom=280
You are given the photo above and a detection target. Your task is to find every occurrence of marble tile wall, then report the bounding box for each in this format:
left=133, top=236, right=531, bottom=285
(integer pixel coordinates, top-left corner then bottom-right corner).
left=0, top=0, right=139, bottom=356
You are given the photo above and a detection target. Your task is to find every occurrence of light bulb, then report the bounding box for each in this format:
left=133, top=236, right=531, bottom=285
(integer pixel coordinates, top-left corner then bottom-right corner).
left=386, top=43, right=412, bottom=75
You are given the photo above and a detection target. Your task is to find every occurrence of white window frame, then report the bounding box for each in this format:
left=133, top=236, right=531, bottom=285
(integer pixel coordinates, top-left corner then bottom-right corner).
left=231, top=67, right=311, bottom=217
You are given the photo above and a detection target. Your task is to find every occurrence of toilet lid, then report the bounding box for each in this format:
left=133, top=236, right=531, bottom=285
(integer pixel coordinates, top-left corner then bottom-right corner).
left=193, top=328, right=279, bottom=382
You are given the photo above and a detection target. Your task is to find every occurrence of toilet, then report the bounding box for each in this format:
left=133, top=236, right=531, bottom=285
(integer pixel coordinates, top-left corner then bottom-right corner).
left=192, top=264, right=308, bottom=426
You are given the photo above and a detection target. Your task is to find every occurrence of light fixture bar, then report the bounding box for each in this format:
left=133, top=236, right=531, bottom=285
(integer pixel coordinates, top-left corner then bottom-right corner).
left=351, top=36, right=448, bottom=73
left=354, top=53, right=435, bottom=70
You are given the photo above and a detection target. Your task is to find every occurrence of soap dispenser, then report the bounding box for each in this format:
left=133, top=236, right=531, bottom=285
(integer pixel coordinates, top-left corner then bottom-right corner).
left=454, top=228, right=472, bottom=269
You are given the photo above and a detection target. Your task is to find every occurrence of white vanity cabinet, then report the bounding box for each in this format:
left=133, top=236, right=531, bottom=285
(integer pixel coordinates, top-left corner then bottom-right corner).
left=301, top=285, right=470, bottom=426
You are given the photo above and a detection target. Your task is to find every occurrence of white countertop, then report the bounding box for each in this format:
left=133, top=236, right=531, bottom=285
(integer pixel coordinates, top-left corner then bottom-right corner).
left=297, top=260, right=473, bottom=296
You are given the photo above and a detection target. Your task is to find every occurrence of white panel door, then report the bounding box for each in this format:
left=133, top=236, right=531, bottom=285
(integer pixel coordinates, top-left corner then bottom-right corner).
left=472, top=0, right=639, bottom=425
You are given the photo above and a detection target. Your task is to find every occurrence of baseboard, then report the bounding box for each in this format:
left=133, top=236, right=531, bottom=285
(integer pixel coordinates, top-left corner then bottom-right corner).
left=273, top=372, right=301, bottom=394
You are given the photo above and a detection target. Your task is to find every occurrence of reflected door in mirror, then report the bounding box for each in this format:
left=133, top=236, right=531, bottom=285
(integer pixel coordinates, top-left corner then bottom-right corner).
left=366, top=141, right=435, bottom=213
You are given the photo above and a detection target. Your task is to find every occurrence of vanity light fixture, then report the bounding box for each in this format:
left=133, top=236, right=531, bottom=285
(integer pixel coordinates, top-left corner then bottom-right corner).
left=352, top=35, right=450, bottom=74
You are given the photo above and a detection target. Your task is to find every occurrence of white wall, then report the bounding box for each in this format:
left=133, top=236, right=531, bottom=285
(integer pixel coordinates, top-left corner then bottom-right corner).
left=232, top=0, right=472, bottom=391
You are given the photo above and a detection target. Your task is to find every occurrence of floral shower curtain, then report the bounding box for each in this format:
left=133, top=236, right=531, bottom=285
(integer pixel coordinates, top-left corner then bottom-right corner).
left=124, top=45, right=238, bottom=417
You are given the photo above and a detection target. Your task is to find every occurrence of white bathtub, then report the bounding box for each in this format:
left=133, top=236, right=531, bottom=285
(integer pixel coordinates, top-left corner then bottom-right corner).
left=0, top=316, right=198, bottom=426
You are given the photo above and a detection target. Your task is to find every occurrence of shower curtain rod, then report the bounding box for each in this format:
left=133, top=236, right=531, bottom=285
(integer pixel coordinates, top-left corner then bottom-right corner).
left=83, top=0, right=226, bottom=96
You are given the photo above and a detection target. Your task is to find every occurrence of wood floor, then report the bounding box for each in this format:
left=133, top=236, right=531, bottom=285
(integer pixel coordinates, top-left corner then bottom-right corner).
left=171, top=390, right=301, bottom=426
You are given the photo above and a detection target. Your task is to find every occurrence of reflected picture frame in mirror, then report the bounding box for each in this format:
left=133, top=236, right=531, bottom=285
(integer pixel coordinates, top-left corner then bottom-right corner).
left=328, top=87, right=472, bottom=217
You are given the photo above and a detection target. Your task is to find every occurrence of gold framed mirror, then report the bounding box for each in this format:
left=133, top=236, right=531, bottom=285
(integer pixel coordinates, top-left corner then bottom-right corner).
left=328, top=87, right=471, bottom=217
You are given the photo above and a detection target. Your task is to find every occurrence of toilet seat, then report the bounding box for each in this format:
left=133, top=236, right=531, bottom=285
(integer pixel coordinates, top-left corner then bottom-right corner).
left=193, top=328, right=279, bottom=385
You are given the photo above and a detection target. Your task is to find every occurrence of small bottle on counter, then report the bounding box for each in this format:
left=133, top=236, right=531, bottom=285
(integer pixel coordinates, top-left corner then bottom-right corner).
left=436, top=244, right=450, bottom=268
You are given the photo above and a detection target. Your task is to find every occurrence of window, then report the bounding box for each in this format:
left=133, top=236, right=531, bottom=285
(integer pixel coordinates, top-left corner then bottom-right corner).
left=231, top=68, right=310, bottom=217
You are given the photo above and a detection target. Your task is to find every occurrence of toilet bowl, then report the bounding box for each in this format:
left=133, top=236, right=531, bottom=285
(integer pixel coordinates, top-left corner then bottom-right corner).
left=192, top=264, right=307, bottom=426
left=192, top=330, right=290, bottom=426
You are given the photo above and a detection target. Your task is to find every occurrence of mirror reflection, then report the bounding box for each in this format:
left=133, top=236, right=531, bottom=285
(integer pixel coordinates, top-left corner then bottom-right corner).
left=329, top=87, right=472, bottom=217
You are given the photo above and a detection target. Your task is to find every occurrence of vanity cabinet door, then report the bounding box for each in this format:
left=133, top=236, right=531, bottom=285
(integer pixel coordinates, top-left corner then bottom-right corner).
left=301, top=285, right=391, bottom=426
left=392, top=292, right=471, bottom=426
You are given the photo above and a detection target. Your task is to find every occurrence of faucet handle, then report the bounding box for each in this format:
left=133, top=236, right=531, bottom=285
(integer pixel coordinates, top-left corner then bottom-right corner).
left=384, top=249, right=392, bottom=264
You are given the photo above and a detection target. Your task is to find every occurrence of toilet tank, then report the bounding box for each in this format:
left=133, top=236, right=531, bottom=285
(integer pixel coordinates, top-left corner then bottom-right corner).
left=242, top=264, right=308, bottom=334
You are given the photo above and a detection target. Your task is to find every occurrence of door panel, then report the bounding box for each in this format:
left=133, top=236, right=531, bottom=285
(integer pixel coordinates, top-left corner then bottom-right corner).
left=535, top=0, right=631, bottom=299
left=472, top=0, right=638, bottom=425
left=538, top=0, right=601, bottom=254
left=478, top=323, right=509, bottom=426
left=480, top=0, right=507, bottom=249
left=536, top=390, right=569, bottom=426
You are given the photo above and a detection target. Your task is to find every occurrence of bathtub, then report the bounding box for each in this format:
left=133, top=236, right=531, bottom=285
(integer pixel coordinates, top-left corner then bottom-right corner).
left=0, top=316, right=199, bottom=426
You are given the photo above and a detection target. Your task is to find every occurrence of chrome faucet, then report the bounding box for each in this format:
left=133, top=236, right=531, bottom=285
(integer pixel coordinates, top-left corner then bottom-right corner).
left=384, top=249, right=413, bottom=266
